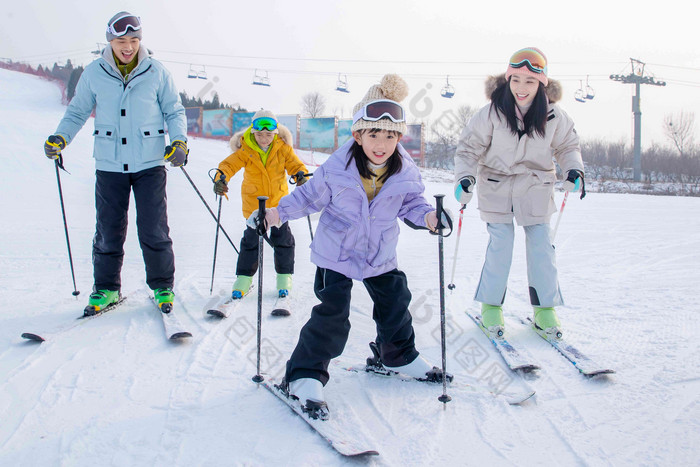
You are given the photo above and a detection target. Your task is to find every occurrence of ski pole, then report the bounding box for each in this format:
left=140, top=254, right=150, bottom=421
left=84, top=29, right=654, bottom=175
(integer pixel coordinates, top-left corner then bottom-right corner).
left=447, top=204, right=466, bottom=291
left=252, top=195, right=268, bottom=384
left=182, top=166, right=239, bottom=254
left=551, top=191, right=569, bottom=242
left=289, top=172, right=314, bottom=241
left=209, top=173, right=225, bottom=295
left=306, top=216, right=314, bottom=241
left=434, top=194, right=451, bottom=404
left=54, top=158, right=80, bottom=297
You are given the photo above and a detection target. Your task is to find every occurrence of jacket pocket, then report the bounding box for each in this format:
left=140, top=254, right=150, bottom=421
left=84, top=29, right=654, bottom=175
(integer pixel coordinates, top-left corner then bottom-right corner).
left=368, top=223, right=399, bottom=268
left=523, top=173, right=555, bottom=217
left=476, top=172, right=511, bottom=213
left=139, top=125, right=166, bottom=163
left=92, top=124, right=117, bottom=162
left=312, top=212, right=352, bottom=262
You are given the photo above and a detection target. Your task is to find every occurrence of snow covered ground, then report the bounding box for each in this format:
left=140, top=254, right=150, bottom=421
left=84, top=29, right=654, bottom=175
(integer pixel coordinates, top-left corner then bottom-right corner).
left=1, top=68, right=699, bottom=466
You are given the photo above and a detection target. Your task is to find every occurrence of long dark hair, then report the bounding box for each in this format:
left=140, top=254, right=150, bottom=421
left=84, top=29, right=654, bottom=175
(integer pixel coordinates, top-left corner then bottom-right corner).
left=346, top=128, right=403, bottom=182
left=490, top=77, right=548, bottom=138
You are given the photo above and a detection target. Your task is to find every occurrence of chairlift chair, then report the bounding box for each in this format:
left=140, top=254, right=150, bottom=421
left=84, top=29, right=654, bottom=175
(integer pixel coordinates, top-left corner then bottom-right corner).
left=336, top=74, right=350, bottom=93
left=441, top=76, right=455, bottom=98
left=187, top=64, right=198, bottom=79
left=574, top=80, right=586, bottom=103
left=197, top=65, right=208, bottom=80
left=584, top=76, right=595, bottom=99
left=252, top=69, right=271, bottom=87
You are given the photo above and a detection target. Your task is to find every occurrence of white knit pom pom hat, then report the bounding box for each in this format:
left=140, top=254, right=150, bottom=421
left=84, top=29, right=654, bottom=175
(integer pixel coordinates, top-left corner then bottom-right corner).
left=351, top=74, right=409, bottom=135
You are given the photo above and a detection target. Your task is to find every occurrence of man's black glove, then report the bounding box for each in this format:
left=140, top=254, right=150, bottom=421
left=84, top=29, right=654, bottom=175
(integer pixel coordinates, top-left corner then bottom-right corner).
left=44, top=134, right=66, bottom=160
left=164, top=140, right=188, bottom=167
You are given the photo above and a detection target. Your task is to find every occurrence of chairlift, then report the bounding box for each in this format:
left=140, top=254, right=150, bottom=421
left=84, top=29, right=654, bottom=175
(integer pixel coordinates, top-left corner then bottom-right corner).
left=197, top=65, right=208, bottom=80
left=584, top=75, right=595, bottom=100
left=441, top=76, right=455, bottom=98
left=252, top=69, right=271, bottom=87
left=187, top=64, right=198, bottom=79
left=336, top=74, right=350, bottom=93
left=574, top=80, right=586, bottom=103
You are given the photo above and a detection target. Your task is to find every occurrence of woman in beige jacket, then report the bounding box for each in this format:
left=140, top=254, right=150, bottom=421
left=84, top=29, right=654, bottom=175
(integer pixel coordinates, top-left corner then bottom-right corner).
left=454, top=47, right=585, bottom=338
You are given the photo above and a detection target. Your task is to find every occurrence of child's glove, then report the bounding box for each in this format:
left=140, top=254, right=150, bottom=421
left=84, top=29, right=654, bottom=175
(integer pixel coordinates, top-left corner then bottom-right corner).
left=213, top=174, right=228, bottom=195
left=563, top=169, right=586, bottom=199
left=454, top=176, right=475, bottom=204
left=246, top=208, right=281, bottom=233
left=164, top=140, right=188, bottom=167
left=293, top=170, right=309, bottom=186
left=44, top=134, right=66, bottom=160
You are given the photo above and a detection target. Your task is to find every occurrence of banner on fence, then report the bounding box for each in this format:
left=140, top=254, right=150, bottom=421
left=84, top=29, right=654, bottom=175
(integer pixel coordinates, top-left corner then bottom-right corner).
left=185, top=107, right=202, bottom=136
left=401, top=124, right=424, bottom=165
left=337, top=119, right=353, bottom=147
left=300, top=117, right=336, bottom=150
left=277, top=115, right=299, bottom=147
left=203, top=109, right=233, bottom=137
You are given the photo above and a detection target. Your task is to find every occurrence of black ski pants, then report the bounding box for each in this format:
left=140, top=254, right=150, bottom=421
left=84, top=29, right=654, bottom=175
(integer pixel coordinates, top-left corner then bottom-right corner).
left=236, top=222, right=295, bottom=276
left=285, top=267, right=419, bottom=385
left=93, top=166, right=174, bottom=292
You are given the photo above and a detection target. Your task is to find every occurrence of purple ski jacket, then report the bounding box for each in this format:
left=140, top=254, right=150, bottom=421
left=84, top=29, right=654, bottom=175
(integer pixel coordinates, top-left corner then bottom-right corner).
left=277, top=140, right=434, bottom=281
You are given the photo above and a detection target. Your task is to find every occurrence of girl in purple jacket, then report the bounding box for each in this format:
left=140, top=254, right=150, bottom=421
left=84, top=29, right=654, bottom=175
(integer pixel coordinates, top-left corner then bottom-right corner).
left=255, top=74, right=450, bottom=419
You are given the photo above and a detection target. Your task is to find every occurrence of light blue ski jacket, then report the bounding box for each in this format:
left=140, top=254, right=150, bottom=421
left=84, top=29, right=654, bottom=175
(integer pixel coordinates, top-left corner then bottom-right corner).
left=55, top=45, right=187, bottom=173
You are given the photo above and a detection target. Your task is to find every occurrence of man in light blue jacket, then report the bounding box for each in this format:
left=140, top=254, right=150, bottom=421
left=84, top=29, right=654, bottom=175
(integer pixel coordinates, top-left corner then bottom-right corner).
left=44, top=12, right=188, bottom=315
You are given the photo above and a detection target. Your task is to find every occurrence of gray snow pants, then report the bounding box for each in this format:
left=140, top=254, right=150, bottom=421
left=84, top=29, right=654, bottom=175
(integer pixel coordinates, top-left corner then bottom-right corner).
left=474, top=222, right=563, bottom=307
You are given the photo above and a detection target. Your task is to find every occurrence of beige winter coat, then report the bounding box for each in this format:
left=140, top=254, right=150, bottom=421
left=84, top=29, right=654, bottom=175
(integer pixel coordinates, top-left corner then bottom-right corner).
left=455, top=75, right=584, bottom=226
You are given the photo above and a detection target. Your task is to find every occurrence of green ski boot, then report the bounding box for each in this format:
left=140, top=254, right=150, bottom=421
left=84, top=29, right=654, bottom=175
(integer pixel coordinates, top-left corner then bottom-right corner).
left=276, top=273, right=292, bottom=298
left=154, top=288, right=175, bottom=313
left=85, top=290, right=120, bottom=316
left=533, top=307, right=562, bottom=339
left=232, top=275, right=253, bottom=299
left=481, top=303, right=505, bottom=337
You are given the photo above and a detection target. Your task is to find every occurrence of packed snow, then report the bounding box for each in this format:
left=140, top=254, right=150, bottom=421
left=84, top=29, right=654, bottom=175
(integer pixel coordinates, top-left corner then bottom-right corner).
left=1, top=68, right=699, bottom=466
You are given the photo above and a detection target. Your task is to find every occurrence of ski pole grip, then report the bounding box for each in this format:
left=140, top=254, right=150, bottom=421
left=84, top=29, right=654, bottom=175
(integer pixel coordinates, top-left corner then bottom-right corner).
left=257, top=196, right=268, bottom=234
left=434, top=194, right=445, bottom=231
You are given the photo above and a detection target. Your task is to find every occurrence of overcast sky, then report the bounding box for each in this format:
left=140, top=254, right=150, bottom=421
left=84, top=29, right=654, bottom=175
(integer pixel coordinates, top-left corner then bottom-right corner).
left=2, top=0, right=699, bottom=147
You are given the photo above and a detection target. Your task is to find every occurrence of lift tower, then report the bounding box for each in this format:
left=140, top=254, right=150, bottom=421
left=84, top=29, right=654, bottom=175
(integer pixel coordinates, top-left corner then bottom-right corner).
left=610, top=59, right=666, bottom=182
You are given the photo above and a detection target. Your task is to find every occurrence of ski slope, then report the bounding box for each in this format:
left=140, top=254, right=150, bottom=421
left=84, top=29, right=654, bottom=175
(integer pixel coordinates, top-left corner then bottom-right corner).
left=1, top=68, right=699, bottom=466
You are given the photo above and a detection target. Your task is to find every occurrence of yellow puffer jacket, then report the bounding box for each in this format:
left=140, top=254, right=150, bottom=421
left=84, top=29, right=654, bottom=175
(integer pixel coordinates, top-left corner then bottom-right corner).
left=218, top=124, right=307, bottom=218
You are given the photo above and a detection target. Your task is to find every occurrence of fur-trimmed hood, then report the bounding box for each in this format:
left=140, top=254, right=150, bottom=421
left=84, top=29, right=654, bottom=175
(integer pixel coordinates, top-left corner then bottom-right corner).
left=485, top=74, right=562, bottom=104
left=229, top=124, right=294, bottom=152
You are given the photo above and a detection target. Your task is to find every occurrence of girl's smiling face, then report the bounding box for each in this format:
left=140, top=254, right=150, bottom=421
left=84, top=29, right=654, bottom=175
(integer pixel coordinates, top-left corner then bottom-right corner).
left=509, top=73, right=541, bottom=107
left=353, top=129, right=402, bottom=165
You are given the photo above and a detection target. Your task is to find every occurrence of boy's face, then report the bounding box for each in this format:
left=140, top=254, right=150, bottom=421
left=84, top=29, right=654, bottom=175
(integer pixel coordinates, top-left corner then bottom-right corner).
left=353, top=129, right=402, bottom=165
left=253, top=131, right=275, bottom=148
left=110, top=36, right=140, bottom=64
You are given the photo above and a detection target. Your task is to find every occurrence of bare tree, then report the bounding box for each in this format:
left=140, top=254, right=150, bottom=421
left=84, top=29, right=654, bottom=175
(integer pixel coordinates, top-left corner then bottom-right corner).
left=301, top=92, right=326, bottom=118
left=663, top=111, right=696, bottom=157
left=425, top=105, right=478, bottom=169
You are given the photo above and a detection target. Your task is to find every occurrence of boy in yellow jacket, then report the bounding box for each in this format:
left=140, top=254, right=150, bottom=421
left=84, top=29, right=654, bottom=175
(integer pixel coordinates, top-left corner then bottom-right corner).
left=214, top=110, right=308, bottom=308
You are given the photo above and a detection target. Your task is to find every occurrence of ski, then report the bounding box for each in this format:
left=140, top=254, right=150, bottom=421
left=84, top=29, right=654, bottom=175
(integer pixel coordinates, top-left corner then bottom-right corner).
left=465, top=310, right=540, bottom=372
left=271, top=291, right=291, bottom=317
left=258, top=376, right=379, bottom=457
left=207, top=286, right=254, bottom=319
left=341, top=363, right=535, bottom=405
left=21, top=297, right=127, bottom=342
left=151, top=297, right=192, bottom=340
left=524, top=317, right=615, bottom=376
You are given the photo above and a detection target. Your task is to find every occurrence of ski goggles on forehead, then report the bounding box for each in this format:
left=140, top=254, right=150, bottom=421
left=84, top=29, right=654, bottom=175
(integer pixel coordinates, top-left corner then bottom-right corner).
left=252, top=117, right=278, bottom=131
left=352, top=99, right=405, bottom=124
left=509, top=49, right=547, bottom=74
left=107, top=14, right=142, bottom=37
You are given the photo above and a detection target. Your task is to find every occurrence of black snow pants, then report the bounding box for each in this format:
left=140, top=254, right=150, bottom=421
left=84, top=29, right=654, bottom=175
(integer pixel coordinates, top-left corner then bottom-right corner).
left=285, top=267, right=419, bottom=385
left=236, top=222, right=295, bottom=276
left=92, top=166, right=174, bottom=292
